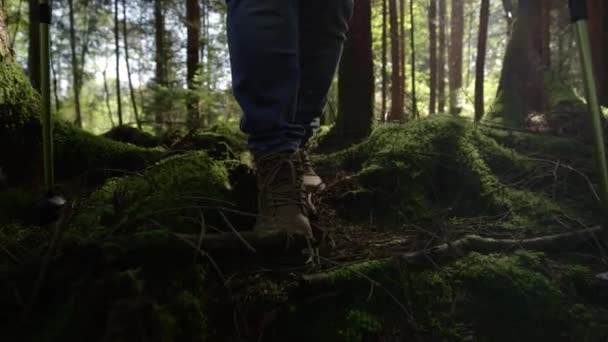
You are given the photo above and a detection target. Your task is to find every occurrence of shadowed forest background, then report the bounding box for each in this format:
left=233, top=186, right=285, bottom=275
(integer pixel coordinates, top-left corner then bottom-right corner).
left=2, top=0, right=608, bottom=341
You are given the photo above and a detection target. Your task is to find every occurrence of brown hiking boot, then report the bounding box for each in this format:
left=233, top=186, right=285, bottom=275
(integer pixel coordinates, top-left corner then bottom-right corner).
left=254, top=152, right=313, bottom=239
left=299, top=150, right=326, bottom=193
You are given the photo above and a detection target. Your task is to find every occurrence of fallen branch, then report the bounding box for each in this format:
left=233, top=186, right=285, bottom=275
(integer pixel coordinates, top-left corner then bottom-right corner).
left=176, top=230, right=312, bottom=254
left=302, top=226, right=606, bottom=286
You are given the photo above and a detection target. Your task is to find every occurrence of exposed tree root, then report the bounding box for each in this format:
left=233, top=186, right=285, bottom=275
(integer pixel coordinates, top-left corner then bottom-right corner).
left=302, top=226, right=606, bottom=286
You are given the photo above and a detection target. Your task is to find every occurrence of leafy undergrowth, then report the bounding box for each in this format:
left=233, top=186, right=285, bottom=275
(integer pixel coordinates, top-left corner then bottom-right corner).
left=2, top=115, right=608, bottom=341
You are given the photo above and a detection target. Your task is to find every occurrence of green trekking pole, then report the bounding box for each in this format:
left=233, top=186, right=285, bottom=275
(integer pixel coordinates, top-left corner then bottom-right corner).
left=569, top=0, right=608, bottom=209
left=37, top=0, right=65, bottom=224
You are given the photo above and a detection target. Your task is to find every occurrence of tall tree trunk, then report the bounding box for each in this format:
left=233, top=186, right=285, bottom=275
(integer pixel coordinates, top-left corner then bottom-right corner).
left=114, top=0, right=123, bottom=126
left=186, top=0, right=201, bottom=129
left=334, top=0, right=374, bottom=142
left=399, top=0, right=406, bottom=112
left=0, top=8, right=9, bottom=55
left=588, top=0, right=608, bottom=106
left=67, top=0, right=82, bottom=127
left=122, top=0, right=141, bottom=129
left=409, top=0, right=417, bottom=118
left=437, top=0, right=447, bottom=113
left=27, top=0, right=39, bottom=91
left=387, top=0, right=403, bottom=121
left=154, top=0, right=167, bottom=86
left=449, top=0, right=464, bottom=116
left=493, top=0, right=552, bottom=125
left=428, top=0, right=437, bottom=115
left=50, top=42, right=60, bottom=112
left=502, top=0, right=514, bottom=35
left=102, top=69, right=115, bottom=128
left=474, top=0, right=490, bottom=122
left=381, top=0, right=388, bottom=121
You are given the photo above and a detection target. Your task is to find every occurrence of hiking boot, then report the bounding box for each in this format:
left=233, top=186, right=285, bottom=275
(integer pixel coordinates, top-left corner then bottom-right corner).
left=254, top=152, right=313, bottom=239
left=299, top=150, right=326, bottom=193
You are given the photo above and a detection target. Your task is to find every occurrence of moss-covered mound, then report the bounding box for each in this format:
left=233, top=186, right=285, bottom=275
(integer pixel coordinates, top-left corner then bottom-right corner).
left=317, top=115, right=596, bottom=231
left=0, top=152, right=238, bottom=341
left=283, top=251, right=608, bottom=341
left=102, top=125, right=162, bottom=148
left=71, top=151, right=234, bottom=237
left=0, top=54, right=166, bottom=186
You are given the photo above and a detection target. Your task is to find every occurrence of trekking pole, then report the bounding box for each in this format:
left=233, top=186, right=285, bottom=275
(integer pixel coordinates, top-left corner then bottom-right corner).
left=569, top=0, right=608, bottom=209
left=40, top=0, right=53, bottom=192
left=37, top=0, right=65, bottom=224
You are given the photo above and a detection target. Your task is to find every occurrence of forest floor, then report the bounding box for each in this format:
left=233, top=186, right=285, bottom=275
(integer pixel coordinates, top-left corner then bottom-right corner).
left=2, top=115, right=608, bottom=342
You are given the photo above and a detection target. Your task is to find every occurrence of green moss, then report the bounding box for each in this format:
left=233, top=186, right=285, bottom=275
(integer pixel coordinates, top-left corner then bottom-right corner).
left=317, top=115, right=568, bottom=231
left=71, top=151, right=231, bottom=236
left=102, top=125, right=162, bottom=148
left=284, top=251, right=608, bottom=341
left=0, top=54, right=40, bottom=130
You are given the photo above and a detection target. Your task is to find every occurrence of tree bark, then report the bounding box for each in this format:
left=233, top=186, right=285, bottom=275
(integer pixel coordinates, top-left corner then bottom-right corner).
left=381, top=0, right=388, bottom=121
left=67, top=0, right=82, bottom=128
left=449, top=0, right=464, bottom=116
left=494, top=0, right=551, bottom=125
left=27, top=0, right=39, bottom=91
left=0, top=8, right=9, bottom=55
left=114, top=0, right=123, bottom=126
left=474, top=0, right=490, bottom=122
left=588, top=0, right=608, bottom=106
left=333, top=0, right=374, bottom=142
left=428, top=0, right=437, bottom=115
left=122, top=0, right=141, bottom=129
left=186, top=0, right=201, bottom=129
left=437, top=0, right=447, bottom=113
left=387, top=0, right=403, bottom=121
left=399, top=0, right=406, bottom=112
left=154, top=0, right=167, bottom=86
left=409, top=0, right=417, bottom=118
left=102, top=69, right=116, bottom=128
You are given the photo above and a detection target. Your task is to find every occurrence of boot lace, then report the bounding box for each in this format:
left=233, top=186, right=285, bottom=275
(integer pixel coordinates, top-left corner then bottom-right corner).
left=256, top=153, right=306, bottom=210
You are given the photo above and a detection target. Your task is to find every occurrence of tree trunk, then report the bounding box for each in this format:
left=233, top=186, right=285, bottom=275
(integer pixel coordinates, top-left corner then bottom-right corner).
left=493, top=0, right=551, bottom=125
left=102, top=69, right=116, bottom=128
left=334, top=0, right=374, bottom=142
left=428, top=0, right=437, bottom=115
left=114, top=0, right=123, bottom=126
left=154, top=0, right=167, bottom=86
left=399, top=0, right=406, bottom=112
left=27, top=0, right=39, bottom=91
left=437, top=0, right=447, bottom=113
left=449, top=0, right=464, bottom=116
left=122, top=0, right=141, bottom=129
left=588, top=0, right=608, bottom=106
left=186, top=0, right=201, bottom=129
left=0, top=8, right=8, bottom=55
left=409, top=0, right=417, bottom=118
left=67, top=0, right=82, bottom=128
left=387, top=0, right=403, bottom=121
left=381, top=0, right=388, bottom=121
left=474, top=0, right=490, bottom=122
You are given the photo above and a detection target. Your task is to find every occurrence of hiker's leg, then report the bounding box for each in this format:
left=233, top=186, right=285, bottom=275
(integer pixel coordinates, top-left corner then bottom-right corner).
left=226, top=0, right=304, bottom=155
left=296, top=0, right=353, bottom=144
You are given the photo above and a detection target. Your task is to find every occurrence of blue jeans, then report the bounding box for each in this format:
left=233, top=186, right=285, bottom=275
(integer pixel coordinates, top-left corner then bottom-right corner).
left=226, top=0, right=353, bottom=155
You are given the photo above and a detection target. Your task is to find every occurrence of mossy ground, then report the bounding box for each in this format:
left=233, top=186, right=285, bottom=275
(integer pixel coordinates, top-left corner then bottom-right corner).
left=2, top=103, right=608, bottom=340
